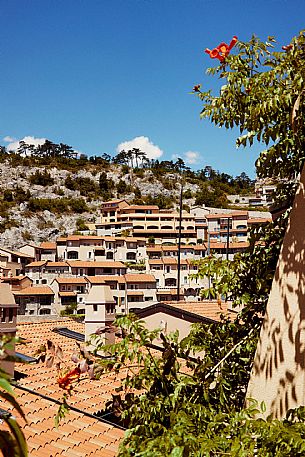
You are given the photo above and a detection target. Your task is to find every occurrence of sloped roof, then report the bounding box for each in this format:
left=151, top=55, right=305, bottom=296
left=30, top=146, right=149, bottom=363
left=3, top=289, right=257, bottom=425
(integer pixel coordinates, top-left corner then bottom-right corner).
left=13, top=286, right=54, bottom=296
left=40, top=242, right=57, bottom=249
left=55, top=277, right=87, bottom=284
left=25, top=261, right=47, bottom=268
left=67, top=261, right=126, bottom=269
left=124, top=274, right=156, bottom=283
left=5, top=320, right=125, bottom=456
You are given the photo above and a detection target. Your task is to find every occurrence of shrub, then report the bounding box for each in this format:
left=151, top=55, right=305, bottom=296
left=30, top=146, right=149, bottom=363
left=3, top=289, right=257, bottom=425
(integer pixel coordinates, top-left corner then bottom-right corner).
left=29, top=169, right=54, bottom=186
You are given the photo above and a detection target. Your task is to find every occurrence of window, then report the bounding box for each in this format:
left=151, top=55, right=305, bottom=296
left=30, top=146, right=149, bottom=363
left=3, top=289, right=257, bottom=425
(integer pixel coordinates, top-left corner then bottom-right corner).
left=106, top=252, right=114, bottom=260
left=145, top=297, right=153, bottom=301
left=93, top=304, right=98, bottom=312
left=1, top=308, right=6, bottom=323
left=67, top=251, right=78, bottom=260
left=42, top=279, right=47, bottom=284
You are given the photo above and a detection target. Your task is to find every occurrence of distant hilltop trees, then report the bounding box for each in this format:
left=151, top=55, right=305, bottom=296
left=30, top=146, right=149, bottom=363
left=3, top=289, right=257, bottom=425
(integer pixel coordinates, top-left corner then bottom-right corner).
left=0, top=139, right=255, bottom=208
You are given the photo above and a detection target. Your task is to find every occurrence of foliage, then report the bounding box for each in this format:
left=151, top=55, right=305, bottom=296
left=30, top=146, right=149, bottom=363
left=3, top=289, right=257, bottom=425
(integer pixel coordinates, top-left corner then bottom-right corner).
left=53, top=316, right=305, bottom=456
left=76, top=218, right=89, bottom=231
left=27, top=197, right=89, bottom=214
left=29, top=169, right=54, bottom=186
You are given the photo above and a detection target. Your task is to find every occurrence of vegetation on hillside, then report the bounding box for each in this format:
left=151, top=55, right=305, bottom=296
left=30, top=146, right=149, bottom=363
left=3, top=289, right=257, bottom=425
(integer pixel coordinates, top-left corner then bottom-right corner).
left=0, top=139, right=254, bottom=212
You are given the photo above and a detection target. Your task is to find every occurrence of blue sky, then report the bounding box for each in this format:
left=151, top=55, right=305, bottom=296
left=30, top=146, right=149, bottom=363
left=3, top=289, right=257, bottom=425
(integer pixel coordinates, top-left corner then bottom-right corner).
left=0, top=0, right=304, bottom=177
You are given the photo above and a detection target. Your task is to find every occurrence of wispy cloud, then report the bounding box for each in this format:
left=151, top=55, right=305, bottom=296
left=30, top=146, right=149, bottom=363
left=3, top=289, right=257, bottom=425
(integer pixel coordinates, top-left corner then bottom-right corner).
left=172, top=150, right=201, bottom=165
left=116, top=136, right=163, bottom=160
left=184, top=150, right=200, bottom=165
left=3, top=136, right=15, bottom=143
left=6, top=135, right=46, bottom=151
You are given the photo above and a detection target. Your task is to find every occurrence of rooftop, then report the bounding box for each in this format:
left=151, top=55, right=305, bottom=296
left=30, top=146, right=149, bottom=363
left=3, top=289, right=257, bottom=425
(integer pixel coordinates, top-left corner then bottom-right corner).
left=4, top=319, right=125, bottom=456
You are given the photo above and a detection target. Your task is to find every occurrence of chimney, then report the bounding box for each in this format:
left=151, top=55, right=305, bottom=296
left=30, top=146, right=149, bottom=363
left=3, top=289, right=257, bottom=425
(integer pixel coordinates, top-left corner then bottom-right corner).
left=85, top=284, right=116, bottom=348
left=0, top=283, right=19, bottom=378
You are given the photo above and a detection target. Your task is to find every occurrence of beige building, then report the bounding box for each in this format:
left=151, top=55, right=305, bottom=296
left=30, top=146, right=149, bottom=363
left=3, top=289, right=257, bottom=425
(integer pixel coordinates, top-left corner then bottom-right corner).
left=99, top=200, right=197, bottom=245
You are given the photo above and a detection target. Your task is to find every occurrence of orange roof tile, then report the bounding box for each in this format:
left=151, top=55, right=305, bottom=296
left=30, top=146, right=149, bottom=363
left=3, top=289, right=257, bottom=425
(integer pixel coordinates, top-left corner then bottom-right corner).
left=25, top=261, right=47, bottom=268
left=58, top=291, right=77, bottom=297
left=40, top=242, right=57, bottom=250
left=125, top=274, right=156, bottom=283
left=167, top=300, right=235, bottom=321
left=13, top=286, right=54, bottom=296
left=86, top=276, right=125, bottom=284
left=5, top=319, right=126, bottom=456
left=55, top=278, right=88, bottom=284
left=46, top=262, right=69, bottom=268
left=127, top=291, right=144, bottom=296
left=68, top=261, right=126, bottom=268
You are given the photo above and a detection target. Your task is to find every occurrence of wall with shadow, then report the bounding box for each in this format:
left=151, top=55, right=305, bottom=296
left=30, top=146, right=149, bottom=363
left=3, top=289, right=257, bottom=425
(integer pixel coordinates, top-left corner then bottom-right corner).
left=247, top=166, right=305, bottom=419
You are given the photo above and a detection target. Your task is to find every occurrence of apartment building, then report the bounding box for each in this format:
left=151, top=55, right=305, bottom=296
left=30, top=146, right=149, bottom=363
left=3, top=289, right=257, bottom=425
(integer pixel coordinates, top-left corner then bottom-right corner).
left=0, top=247, right=34, bottom=275
left=51, top=273, right=157, bottom=315
left=14, top=285, right=55, bottom=316
left=99, top=200, right=197, bottom=244
left=57, top=235, right=146, bottom=263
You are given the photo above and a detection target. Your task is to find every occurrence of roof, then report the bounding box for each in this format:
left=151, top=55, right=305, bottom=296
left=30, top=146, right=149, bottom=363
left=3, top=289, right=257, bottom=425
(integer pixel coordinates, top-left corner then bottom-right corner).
left=46, top=262, right=69, bottom=268
left=8, top=320, right=125, bottom=456
left=40, top=242, right=57, bottom=250
left=0, top=283, right=16, bottom=305
left=55, top=277, right=88, bottom=284
left=25, top=261, right=47, bottom=268
left=0, top=247, right=34, bottom=258
left=86, top=284, right=115, bottom=304
left=248, top=217, right=272, bottom=224
left=13, top=286, right=54, bottom=296
left=167, top=300, right=234, bottom=321
left=127, top=290, right=144, bottom=296
left=133, top=302, right=217, bottom=324
left=68, top=261, right=126, bottom=269
left=124, top=274, right=156, bottom=283
left=58, top=291, right=77, bottom=297
left=1, top=275, right=31, bottom=282
left=86, top=276, right=125, bottom=284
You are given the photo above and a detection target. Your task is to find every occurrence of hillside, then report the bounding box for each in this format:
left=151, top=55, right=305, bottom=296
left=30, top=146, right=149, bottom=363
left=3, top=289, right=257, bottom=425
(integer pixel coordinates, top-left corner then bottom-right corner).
left=0, top=143, right=255, bottom=248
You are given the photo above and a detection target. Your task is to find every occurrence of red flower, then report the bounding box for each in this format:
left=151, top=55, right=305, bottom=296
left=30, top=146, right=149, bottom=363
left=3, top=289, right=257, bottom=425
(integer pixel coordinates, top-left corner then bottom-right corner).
left=282, top=44, right=293, bottom=51
left=57, top=367, right=81, bottom=391
left=205, top=36, right=238, bottom=62
left=193, top=84, right=201, bottom=92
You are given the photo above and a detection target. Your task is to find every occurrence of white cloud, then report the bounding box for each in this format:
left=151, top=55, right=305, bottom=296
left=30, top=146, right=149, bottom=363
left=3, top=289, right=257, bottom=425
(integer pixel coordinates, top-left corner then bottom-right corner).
left=172, top=150, right=201, bottom=165
left=116, top=136, right=163, bottom=160
left=6, top=135, right=46, bottom=152
left=184, top=151, right=200, bottom=165
left=3, top=136, right=15, bottom=143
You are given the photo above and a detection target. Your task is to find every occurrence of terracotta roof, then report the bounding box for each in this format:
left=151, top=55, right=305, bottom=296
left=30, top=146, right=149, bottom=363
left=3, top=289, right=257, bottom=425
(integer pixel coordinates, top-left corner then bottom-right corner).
left=55, top=277, right=88, bottom=284
left=162, top=258, right=177, bottom=265
left=127, top=291, right=144, bottom=296
left=125, top=274, right=156, bottom=283
left=162, top=246, right=178, bottom=251
left=68, top=261, right=126, bottom=268
left=25, top=261, right=47, bottom=268
left=13, top=286, right=54, bottom=296
left=0, top=247, right=34, bottom=258
left=6, top=320, right=125, bottom=456
left=58, top=291, right=77, bottom=297
left=40, top=242, right=57, bottom=250
left=1, top=275, right=30, bottom=282
left=146, top=247, right=163, bottom=252
left=86, top=276, right=125, bottom=284
left=248, top=217, right=271, bottom=224
left=194, top=245, right=207, bottom=251
left=46, top=262, right=69, bottom=268
left=167, top=300, right=236, bottom=321
left=148, top=259, right=163, bottom=265
left=125, top=205, right=159, bottom=210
